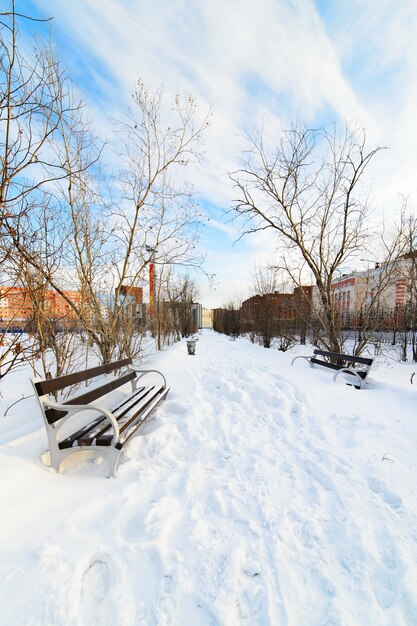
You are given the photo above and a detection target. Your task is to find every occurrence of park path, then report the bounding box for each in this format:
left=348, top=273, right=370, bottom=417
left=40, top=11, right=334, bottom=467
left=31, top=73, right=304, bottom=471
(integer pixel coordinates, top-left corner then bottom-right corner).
left=1, top=331, right=417, bottom=625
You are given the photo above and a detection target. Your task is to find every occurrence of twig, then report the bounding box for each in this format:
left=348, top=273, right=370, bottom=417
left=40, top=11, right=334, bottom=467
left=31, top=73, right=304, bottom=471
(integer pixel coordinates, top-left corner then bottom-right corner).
left=411, top=372, right=415, bottom=385
left=4, top=394, right=35, bottom=416
left=381, top=453, right=394, bottom=463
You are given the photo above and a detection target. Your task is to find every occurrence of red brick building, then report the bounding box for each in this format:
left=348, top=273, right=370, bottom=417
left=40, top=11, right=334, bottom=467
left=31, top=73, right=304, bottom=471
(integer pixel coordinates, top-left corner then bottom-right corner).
left=0, top=287, right=82, bottom=321
left=241, top=286, right=312, bottom=325
left=119, top=285, right=143, bottom=305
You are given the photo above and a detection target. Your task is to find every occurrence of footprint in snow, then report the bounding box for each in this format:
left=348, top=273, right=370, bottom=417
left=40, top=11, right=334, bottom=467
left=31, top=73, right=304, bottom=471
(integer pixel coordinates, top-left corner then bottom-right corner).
left=371, top=559, right=402, bottom=610
left=79, top=557, right=113, bottom=626
left=367, top=477, right=402, bottom=511
left=242, top=558, right=261, bottom=577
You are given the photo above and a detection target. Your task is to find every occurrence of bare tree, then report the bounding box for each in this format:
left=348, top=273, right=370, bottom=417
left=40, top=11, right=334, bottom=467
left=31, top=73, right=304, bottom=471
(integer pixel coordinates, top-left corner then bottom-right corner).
left=230, top=122, right=384, bottom=353
left=393, top=213, right=417, bottom=361
left=349, top=223, right=408, bottom=356
left=115, top=81, right=210, bottom=269
left=167, top=272, right=199, bottom=339
left=55, top=81, right=210, bottom=363
left=251, top=266, right=278, bottom=348
left=0, top=3, right=103, bottom=375
left=18, top=201, right=84, bottom=382
left=0, top=3, right=210, bottom=368
left=23, top=266, right=82, bottom=384
left=0, top=4, right=90, bottom=253
left=0, top=281, right=27, bottom=380
left=217, top=301, right=242, bottom=338
left=405, top=222, right=417, bottom=361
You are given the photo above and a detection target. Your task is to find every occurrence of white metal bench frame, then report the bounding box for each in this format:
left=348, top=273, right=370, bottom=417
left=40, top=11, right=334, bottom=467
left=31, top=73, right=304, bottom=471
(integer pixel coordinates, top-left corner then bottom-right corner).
left=32, top=362, right=168, bottom=477
left=291, top=350, right=373, bottom=389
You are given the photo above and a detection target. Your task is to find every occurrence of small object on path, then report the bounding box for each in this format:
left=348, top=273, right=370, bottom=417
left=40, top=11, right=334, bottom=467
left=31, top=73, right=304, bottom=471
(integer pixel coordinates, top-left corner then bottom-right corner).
left=187, top=339, right=196, bottom=355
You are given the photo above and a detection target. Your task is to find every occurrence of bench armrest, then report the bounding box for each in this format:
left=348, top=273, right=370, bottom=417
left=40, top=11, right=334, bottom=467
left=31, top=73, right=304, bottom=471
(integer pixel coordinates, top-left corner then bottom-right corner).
left=333, top=368, right=365, bottom=389
left=291, top=355, right=313, bottom=366
left=130, top=368, right=167, bottom=389
left=41, top=397, right=120, bottom=444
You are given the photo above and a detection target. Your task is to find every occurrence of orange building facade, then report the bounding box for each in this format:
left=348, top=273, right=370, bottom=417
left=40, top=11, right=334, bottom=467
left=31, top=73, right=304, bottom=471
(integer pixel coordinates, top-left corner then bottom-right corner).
left=119, top=285, right=143, bottom=305
left=0, top=287, right=82, bottom=321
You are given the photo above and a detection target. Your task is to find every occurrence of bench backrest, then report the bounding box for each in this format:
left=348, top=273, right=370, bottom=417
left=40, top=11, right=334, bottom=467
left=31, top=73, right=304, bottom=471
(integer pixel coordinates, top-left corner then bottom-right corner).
left=313, top=349, right=373, bottom=367
left=34, top=357, right=134, bottom=424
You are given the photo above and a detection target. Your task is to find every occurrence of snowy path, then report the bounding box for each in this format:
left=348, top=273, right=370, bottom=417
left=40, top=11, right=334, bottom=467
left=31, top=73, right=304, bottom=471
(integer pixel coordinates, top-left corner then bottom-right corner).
left=1, top=331, right=417, bottom=625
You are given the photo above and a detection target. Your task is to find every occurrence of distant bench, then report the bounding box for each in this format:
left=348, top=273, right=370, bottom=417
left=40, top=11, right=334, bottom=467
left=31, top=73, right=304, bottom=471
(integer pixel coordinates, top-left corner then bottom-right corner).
left=32, top=358, right=169, bottom=476
left=291, top=349, right=373, bottom=389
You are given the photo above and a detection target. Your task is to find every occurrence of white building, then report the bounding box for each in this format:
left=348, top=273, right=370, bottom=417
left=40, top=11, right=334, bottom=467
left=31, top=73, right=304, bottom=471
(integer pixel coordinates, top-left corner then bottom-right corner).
left=312, top=254, right=416, bottom=317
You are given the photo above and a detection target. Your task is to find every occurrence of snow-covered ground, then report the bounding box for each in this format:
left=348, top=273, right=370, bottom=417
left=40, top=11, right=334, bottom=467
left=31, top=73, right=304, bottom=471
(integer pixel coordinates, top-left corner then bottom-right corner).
left=1, top=330, right=417, bottom=625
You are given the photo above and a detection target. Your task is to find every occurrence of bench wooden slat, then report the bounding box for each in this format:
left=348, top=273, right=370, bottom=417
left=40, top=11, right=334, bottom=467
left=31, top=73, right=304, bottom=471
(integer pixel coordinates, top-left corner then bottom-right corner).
left=34, top=357, right=132, bottom=396
left=310, top=358, right=341, bottom=371
left=58, top=385, right=148, bottom=449
left=45, top=371, right=137, bottom=424
left=98, top=387, right=165, bottom=448
left=59, top=415, right=106, bottom=449
left=64, top=371, right=136, bottom=408
left=310, top=358, right=366, bottom=378
left=115, top=386, right=168, bottom=449
left=116, top=387, right=164, bottom=439
left=313, top=350, right=373, bottom=366
left=76, top=386, right=157, bottom=445
left=111, top=385, right=146, bottom=415
left=76, top=386, right=164, bottom=448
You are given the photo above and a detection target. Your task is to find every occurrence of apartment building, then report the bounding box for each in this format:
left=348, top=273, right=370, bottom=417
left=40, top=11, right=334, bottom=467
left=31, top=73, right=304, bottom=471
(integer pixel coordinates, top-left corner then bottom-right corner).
left=0, top=287, right=82, bottom=321
left=331, top=256, right=415, bottom=315
left=241, top=285, right=312, bottom=325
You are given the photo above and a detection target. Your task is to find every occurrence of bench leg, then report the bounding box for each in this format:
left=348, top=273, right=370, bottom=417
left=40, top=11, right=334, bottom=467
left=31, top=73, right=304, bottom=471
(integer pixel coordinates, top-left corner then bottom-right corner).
left=106, top=447, right=121, bottom=478
left=334, top=368, right=365, bottom=389
left=47, top=446, right=121, bottom=477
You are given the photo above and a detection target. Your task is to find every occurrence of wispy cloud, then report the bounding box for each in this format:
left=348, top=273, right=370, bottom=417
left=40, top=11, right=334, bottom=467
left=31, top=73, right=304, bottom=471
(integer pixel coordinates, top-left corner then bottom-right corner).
left=27, top=0, right=417, bottom=306
left=33, top=0, right=367, bottom=195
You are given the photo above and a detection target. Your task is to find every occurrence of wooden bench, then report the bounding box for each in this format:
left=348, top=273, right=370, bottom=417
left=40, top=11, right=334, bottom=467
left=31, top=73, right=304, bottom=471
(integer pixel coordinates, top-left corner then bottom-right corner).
left=291, top=349, right=373, bottom=389
left=32, top=357, right=169, bottom=476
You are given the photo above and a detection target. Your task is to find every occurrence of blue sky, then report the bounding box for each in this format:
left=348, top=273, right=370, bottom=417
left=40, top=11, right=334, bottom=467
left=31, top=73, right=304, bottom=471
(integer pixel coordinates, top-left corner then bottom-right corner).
left=21, top=0, right=417, bottom=307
